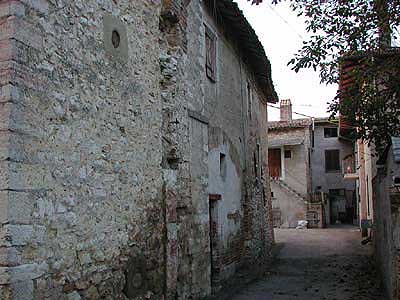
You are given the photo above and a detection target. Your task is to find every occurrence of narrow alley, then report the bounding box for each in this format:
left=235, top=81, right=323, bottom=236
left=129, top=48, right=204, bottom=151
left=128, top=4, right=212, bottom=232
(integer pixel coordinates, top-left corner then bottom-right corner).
left=231, top=227, right=385, bottom=300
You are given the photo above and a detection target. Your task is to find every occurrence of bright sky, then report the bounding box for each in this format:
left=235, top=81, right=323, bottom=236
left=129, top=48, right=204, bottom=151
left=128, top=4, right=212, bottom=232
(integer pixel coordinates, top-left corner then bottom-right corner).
left=234, top=0, right=338, bottom=121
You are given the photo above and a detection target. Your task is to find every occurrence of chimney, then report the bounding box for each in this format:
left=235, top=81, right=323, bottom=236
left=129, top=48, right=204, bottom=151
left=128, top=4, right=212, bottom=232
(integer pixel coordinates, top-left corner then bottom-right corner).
left=280, top=99, right=292, bottom=121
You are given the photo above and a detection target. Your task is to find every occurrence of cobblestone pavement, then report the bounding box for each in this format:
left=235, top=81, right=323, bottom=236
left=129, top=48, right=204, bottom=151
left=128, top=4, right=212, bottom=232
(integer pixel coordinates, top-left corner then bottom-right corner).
left=230, top=227, right=386, bottom=300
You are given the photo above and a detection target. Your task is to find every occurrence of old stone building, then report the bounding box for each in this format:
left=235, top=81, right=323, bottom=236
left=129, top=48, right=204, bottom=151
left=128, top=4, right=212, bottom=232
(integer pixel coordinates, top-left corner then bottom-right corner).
left=0, top=0, right=277, bottom=299
left=268, top=100, right=355, bottom=228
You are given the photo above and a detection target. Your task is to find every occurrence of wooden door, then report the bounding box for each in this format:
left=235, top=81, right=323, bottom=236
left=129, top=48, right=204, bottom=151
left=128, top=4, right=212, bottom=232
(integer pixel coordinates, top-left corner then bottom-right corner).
left=268, top=148, right=281, bottom=179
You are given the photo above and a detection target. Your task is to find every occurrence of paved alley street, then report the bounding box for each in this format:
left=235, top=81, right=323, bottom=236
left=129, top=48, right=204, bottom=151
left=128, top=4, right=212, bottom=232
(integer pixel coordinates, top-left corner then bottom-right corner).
left=231, top=227, right=386, bottom=300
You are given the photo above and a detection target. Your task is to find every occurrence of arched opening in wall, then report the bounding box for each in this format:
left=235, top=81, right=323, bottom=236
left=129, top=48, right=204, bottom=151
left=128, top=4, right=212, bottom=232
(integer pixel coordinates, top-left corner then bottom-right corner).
left=112, top=30, right=121, bottom=48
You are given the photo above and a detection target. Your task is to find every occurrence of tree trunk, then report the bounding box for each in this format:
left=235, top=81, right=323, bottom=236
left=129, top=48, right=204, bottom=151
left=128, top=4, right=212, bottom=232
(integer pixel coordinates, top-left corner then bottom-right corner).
left=374, top=0, right=391, bottom=48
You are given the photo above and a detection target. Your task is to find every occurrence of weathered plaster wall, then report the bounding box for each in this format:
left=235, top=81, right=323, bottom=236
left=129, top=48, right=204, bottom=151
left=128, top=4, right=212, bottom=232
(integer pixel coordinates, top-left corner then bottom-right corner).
left=202, top=9, right=246, bottom=282
left=283, top=144, right=309, bottom=197
left=374, top=149, right=400, bottom=300
left=268, top=128, right=309, bottom=228
left=200, top=3, right=274, bottom=285
left=268, top=127, right=310, bottom=197
left=311, top=125, right=355, bottom=193
left=0, top=1, right=165, bottom=300
left=270, top=180, right=306, bottom=228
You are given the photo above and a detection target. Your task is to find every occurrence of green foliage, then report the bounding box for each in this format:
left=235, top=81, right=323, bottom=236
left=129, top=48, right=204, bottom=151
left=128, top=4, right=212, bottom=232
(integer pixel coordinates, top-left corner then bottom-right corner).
left=248, top=0, right=400, bottom=153
left=331, top=53, right=400, bottom=152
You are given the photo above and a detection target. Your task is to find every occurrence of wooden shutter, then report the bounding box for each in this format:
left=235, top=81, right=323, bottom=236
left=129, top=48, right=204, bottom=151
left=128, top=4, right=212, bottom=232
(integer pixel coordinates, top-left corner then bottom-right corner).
left=205, top=26, right=216, bottom=82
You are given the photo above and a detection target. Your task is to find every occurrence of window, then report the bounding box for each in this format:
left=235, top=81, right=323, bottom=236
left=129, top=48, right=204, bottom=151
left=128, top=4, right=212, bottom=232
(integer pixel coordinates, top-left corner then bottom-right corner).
left=220, top=153, right=226, bottom=179
left=324, top=127, right=338, bottom=138
left=325, top=149, right=340, bottom=172
left=205, top=25, right=216, bottom=82
left=284, top=150, right=292, bottom=159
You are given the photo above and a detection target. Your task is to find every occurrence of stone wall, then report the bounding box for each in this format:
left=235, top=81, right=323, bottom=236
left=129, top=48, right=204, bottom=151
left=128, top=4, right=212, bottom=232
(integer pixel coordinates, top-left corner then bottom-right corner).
left=0, top=1, right=164, bottom=299
left=161, top=0, right=275, bottom=295
left=0, top=0, right=276, bottom=299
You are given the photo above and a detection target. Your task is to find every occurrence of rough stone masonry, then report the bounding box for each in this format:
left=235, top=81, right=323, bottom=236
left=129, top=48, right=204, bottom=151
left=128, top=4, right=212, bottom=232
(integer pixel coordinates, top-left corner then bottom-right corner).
left=0, top=0, right=277, bottom=299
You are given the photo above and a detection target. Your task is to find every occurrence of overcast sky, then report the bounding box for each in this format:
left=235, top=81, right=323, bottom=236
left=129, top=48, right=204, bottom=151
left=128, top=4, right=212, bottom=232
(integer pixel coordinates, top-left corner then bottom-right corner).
left=233, top=0, right=338, bottom=121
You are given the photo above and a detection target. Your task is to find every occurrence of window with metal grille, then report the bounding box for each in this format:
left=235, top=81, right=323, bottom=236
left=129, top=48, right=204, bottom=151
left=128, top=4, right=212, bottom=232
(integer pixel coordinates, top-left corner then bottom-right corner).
left=205, top=25, right=216, bottom=82
left=325, top=149, right=340, bottom=172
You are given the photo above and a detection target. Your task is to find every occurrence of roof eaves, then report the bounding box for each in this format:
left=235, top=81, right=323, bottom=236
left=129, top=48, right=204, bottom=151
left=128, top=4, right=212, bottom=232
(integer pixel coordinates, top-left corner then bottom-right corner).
left=205, top=0, right=278, bottom=103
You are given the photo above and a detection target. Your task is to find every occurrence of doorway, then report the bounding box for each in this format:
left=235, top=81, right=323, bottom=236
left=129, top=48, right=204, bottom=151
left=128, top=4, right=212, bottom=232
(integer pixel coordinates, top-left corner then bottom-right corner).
left=329, top=189, right=354, bottom=224
left=268, top=148, right=281, bottom=179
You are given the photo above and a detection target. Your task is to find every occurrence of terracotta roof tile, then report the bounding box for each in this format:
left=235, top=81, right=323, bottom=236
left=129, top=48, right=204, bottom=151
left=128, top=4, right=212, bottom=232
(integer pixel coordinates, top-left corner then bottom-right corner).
left=268, top=118, right=312, bottom=129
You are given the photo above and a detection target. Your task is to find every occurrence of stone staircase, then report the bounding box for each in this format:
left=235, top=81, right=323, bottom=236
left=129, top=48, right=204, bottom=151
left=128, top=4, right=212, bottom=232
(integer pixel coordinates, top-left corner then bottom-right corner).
left=271, top=178, right=308, bottom=204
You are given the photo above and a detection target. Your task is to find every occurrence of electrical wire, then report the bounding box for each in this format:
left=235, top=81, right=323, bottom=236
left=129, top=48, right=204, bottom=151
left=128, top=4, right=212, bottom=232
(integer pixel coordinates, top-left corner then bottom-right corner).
left=265, top=3, right=305, bottom=41
left=268, top=104, right=357, bottom=129
left=267, top=103, right=352, bottom=128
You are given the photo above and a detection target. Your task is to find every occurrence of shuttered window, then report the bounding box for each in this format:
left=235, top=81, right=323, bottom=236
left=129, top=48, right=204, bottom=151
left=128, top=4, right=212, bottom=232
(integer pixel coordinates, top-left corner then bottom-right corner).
left=325, top=149, right=340, bottom=172
left=205, top=25, right=216, bottom=82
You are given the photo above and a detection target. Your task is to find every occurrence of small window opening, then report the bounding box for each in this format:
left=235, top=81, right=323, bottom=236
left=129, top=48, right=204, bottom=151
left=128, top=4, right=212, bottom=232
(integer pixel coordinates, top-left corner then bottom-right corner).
left=112, top=30, right=121, bottom=48
left=284, top=150, right=292, bottom=159
left=220, top=153, right=226, bottom=179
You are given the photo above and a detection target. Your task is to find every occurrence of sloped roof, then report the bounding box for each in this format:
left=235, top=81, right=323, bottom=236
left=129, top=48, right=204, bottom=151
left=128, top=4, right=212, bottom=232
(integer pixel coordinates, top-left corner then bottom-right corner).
left=268, top=118, right=312, bottom=130
left=340, top=48, right=400, bottom=62
left=269, top=137, right=305, bottom=148
left=204, top=0, right=278, bottom=103
left=338, top=48, right=400, bottom=138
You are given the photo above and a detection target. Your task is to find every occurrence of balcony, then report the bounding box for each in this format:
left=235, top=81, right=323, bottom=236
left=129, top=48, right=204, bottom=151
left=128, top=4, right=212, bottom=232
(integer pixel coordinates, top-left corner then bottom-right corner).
left=342, top=154, right=358, bottom=180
